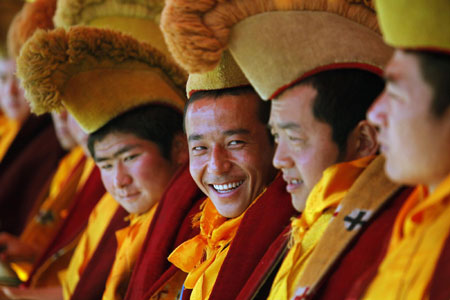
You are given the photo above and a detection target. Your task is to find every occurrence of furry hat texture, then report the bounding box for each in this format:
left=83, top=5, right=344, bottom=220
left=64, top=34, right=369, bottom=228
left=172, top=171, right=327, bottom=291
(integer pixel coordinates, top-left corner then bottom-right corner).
left=6, top=0, right=56, bottom=58
left=161, top=0, right=379, bottom=74
left=16, top=26, right=187, bottom=132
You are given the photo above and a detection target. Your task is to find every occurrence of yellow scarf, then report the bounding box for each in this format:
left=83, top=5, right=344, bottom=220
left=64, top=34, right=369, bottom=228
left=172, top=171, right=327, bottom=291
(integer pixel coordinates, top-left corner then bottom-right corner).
left=102, top=204, right=158, bottom=300
left=168, top=194, right=262, bottom=300
left=363, top=174, right=450, bottom=300
left=268, top=156, right=375, bottom=300
left=0, top=114, right=20, bottom=162
left=59, top=193, right=118, bottom=300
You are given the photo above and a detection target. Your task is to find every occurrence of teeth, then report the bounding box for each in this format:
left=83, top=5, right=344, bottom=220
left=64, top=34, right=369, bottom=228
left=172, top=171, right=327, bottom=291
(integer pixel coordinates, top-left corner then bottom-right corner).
left=290, top=179, right=302, bottom=184
left=213, top=180, right=244, bottom=193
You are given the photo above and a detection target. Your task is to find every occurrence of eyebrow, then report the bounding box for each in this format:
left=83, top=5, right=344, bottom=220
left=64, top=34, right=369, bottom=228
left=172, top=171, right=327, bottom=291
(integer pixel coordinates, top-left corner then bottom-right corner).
left=95, top=144, right=140, bottom=162
left=188, top=128, right=251, bottom=142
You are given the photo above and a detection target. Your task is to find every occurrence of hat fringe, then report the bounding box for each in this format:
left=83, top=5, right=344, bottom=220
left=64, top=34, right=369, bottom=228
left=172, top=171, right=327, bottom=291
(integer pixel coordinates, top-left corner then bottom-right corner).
left=161, top=0, right=379, bottom=73
left=17, top=26, right=187, bottom=115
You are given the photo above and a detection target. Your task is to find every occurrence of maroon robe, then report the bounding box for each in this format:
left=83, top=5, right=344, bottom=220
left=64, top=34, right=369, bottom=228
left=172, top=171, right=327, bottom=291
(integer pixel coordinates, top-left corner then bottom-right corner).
left=124, top=164, right=204, bottom=300
left=236, top=187, right=413, bottom=300
left=25, top=166, right=105, bottom=287
left=181, top=174, right=297, bottom=300
left=0, top=114, right=65, bottom=235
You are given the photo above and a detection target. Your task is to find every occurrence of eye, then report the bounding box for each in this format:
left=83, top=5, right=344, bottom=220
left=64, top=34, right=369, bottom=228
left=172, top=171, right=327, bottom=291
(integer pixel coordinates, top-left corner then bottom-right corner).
left=228, top=140, right=245, bottom=148
left=288, top=136, right=306, bottom=145
left=272, top=132, right=279, bottom=144
left=191, top=145, right=207, bottom=155
left=124, top=153, right=141, bottom=162
left=99, top=163, right=113, bottom=170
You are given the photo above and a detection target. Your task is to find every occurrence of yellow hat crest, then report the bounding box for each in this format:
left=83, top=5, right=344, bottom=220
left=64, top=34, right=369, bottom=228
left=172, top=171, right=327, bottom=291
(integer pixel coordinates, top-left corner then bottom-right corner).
left=17, top=27, right=187, bottom=133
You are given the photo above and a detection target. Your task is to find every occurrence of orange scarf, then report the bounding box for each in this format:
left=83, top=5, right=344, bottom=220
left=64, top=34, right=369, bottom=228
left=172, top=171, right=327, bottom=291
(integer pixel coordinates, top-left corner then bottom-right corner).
left=268, top=156, right=375, bottom=300
left=0, top=114, right=20, bottom=162
left=363, top=174, right=450, bottom=300
left=168, top=194, right=262, bottom=300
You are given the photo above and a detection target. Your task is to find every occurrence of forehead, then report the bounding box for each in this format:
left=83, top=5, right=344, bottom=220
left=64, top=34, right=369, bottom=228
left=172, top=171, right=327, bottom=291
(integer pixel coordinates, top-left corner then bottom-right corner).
left=94, top=131, right=149, bottom=153
left=385, top=50, right=423, bottom=85
left=270, top=84, right=318, bottom=128
left=185, top=93, right=260, bottom=134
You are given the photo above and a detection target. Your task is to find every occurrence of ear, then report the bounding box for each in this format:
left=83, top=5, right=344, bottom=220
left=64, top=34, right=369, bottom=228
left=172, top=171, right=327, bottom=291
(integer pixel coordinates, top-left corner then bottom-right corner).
left=344, top=120, right=379, bottom=160
left=170, top=133, right=189, bottom=166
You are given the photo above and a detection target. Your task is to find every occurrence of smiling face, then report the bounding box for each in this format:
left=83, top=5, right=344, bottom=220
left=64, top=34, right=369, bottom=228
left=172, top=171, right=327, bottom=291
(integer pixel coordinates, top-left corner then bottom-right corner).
left=368, top=50, right=450, bottom=189
left=270, top=84, right=340, bottom=212
left=0, top=58, right=29, bottom=122
left=185, top=92, right=276, bottom=218
left=94, top=132, right=178, bottom=214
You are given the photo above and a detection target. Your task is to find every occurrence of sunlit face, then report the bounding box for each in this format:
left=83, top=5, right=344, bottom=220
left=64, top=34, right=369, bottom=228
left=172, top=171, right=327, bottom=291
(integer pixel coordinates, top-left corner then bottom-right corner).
left=368, top=50, right=450, bottom=189
left=0, top=59, right=29, bottom=122
left=185, top=93, right=276, bottom=218
left=94, top=132, right=178, bottom=214
left=51, top=110, right=77, bottom=150
left=270, top=84, right=340, bottom=212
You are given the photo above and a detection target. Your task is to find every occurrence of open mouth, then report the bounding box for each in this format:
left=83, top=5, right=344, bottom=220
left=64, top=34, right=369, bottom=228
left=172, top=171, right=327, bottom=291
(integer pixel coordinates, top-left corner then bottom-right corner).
left=211, top=180, right=244, bottom=194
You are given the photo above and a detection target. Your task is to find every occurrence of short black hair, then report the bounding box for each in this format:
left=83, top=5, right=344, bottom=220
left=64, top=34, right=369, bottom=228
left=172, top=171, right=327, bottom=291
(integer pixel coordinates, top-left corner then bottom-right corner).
left=290, top=69, right=384, bottom=154
left=413, top=51, right=450, bottom=118
left=186, top=86, right=273, bottom=143
left=88, top=104, right=183, bottom=160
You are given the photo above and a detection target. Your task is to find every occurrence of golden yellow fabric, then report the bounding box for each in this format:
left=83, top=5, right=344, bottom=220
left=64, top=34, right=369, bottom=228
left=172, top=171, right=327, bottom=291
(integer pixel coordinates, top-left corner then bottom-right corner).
left=149, top=270, right=187, bottom=300
left=59, top=193, right=119, bottom=300
left=102, top=204, right=158, bottom=300
left=186, top=51, right=250, bottom=97
left=0, top=114, right=20, bottom=162
left=10, top=147, right=86, bottom=282
left=168, top=194, right=263, bottom=300
left=376, top=0, right=450, bottom=51
left=268, top=156, right=375, bottom=300
left=363, top=174, right=450, bottom=300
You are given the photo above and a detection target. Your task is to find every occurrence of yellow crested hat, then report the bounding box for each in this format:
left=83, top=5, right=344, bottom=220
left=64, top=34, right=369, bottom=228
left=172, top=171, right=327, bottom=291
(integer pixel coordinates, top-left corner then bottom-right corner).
left=0, top=0, right=24, bottom=58
left=376, top=0, right=450, bottom=53
left=7, top=0, right=56, bottom=58
left=162, top=0, right=393, bottom=100
left=16, top=27, right=187, bottom=133
left=53, top=0, right=170, bottom=57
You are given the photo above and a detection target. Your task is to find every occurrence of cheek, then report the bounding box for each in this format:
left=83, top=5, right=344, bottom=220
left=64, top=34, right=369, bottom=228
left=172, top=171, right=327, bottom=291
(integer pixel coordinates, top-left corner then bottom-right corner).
left=99, top=171, right=115, bottom=193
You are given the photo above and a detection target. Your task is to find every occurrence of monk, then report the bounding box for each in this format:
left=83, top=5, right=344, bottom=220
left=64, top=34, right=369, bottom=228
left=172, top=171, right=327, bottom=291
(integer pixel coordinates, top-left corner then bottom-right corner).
left=161, top=0, right=413, bottom=299
left=347, top=1, right=450, bottom=299
left=0, top=0, right=65, bottom=236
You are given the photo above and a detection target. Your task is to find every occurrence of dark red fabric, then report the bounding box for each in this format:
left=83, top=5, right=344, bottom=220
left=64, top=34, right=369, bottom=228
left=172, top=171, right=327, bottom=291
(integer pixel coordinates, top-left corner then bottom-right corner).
left=0, top=114, right=65, bottom=235
left=124, top=164, right=204, bottom=300
left=70, top=206, right=129, bottom=300
left=429, top=231, right=450, bottom=300
left=316, top=187, right=413, bottom=300
left=25, top=166, right=105, bottom=286
left=236, top=226, right=290, bottom=300
left=191, top=175, right=296, bottom=300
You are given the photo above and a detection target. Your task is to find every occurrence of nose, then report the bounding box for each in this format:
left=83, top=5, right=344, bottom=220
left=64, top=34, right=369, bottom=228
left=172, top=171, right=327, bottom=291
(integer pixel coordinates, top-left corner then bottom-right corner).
left=367, top=90, right=389, bottom=129
left=207, top=145, right=231, bottom=175
left=114, top=162, right=132, bottom=188
left=7, top=77, right=19, bottom=97
left=273, top=139, right=294, bottom=170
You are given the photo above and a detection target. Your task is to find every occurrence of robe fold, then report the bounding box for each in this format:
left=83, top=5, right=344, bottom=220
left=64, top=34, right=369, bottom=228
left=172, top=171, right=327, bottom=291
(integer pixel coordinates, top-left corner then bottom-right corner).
left=124, top=164, right=204, bottom=300
left=25, top=165, right=105, bottom=288
left=0, top=114, right=65, bottom=235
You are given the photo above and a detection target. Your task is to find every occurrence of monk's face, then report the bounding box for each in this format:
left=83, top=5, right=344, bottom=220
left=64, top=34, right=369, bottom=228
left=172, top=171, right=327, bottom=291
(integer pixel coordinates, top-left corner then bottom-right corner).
left=368, top=50, right=450, bottom=188
left=270, top=84, right=340, bottom=212
left=51, top=110, right=77, bottom=150
left=185, top=93, right=276, bottom=218
left=0, top=58, right=29, bottom=122
left=94, top=132, right=177, bottom=214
